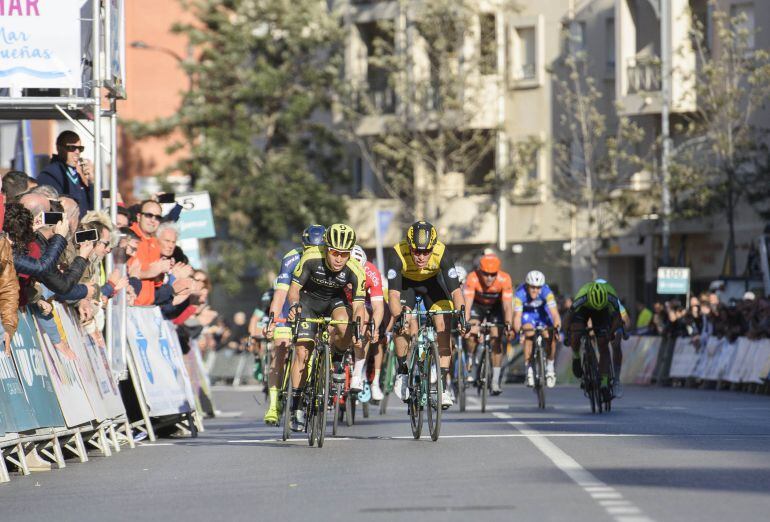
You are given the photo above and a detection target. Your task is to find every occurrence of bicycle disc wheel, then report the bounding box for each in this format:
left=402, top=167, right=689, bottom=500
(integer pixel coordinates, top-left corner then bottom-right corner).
left=426, top=342, right=442, bottom=441
left=281, top=349, right=294, bottom=441
left=332, top=384, right=341, bottom=436
left=536, top=344, right=546, bottom=410
left=316, top=344, right=330, bottom=448
left=408, top=368, right=423, bottom=439
left=481, top=345, right=490, bottom=413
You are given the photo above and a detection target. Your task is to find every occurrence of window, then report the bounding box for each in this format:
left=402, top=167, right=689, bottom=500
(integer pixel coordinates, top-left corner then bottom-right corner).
left=516, top=26, right=536, bottom=79
left=606, top=17, right=615, bottom=71
left=480, top=13, right=497, bottom=75
left=569, top=21, right=586, bottom=53
left=730, top=2, right=755, bottom=50
left=510, top=15, right=543, bottom=87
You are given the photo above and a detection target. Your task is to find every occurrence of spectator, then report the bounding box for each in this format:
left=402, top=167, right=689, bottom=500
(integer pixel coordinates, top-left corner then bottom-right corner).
left=37, top=131, right=94, bottom=217
left=2, top=170, right=36, bottom=200
left=635, top=301, right=653, bottom=330
left=0, top=179, right=20, bottom=354
left=116, top=206, right=131, bottom=228
left=128, top=200, right=170, bottom=306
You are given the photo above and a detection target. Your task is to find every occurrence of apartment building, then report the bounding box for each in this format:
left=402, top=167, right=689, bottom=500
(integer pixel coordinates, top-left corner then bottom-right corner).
left=343, top=0, right=770, bottom=304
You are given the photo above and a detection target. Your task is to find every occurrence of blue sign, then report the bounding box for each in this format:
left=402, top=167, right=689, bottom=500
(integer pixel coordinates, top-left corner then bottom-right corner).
left=175, top=192, right=216, bottom=240
left=657, top=267, right=691, bottom=295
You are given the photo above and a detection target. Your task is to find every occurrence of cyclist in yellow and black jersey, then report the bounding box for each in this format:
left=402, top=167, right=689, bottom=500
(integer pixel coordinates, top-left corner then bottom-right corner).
left=386, top=221, right=466, bottom=409
left=286, top=223, right=366, bottom=431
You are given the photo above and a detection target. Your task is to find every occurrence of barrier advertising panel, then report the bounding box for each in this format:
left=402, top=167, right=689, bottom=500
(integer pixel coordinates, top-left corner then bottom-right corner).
left=0, top=348, right=37, bottom=433
left=35, top=313, right=95, bottom=428
left=10, top=310, right=64, bottom=429
left=126, top=307, right=193, bottom=416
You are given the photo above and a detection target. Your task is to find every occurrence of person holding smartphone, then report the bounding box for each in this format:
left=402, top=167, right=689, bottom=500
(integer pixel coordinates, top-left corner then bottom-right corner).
left=37, top=131, right=94, bottom=218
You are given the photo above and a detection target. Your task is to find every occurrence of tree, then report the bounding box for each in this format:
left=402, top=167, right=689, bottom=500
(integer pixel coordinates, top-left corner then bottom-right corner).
left=337, top=0, right=515, bottom=225
left=550, top=36, right=647, bottom=278
left=127, top=0, right=347, bottom=291
left=671, top=6, right=770, bottom=275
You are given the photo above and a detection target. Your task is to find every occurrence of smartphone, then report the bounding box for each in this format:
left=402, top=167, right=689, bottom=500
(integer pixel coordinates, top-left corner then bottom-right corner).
left=43, top=212, right=64, bottom=225
left=75, top=229, right=98, bottom=244
left=157, top=192, right=176, bottom=204
left=101, top=189, right=111, bottom=199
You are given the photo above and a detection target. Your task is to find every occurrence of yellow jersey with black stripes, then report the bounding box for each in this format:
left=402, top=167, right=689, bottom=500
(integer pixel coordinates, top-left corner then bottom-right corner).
left=291, top=246, right=366, bottom=302
left=385, top=240, right=460, bottom=293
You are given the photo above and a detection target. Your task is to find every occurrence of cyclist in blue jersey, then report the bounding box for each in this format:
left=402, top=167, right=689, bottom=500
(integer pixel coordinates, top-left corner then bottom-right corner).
left=512, top=270, right=562, bottom=389
left=262, top=224, right=325, bottom=425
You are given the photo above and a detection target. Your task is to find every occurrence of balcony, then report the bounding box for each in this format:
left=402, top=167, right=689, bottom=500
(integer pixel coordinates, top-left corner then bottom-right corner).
left=626, top=56, right=661, bottom=93
left=356, top=84, right=397, bottom=114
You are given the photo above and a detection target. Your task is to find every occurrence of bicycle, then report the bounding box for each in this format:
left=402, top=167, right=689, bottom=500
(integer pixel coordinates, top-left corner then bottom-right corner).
left=288, top=315, right=360, bottom=447
left=473, top=319, right=508, bottom=413
left=378, top=336, right=397, bottom=415
left=575, top=327, right=604, bottom=414
left=262, top=313, right=296, bottom=435
left=450, top=330, right=468, bottom=412
left=530, top=323, right=552, bottom=410
left=399, top=302, right=465, bottom=441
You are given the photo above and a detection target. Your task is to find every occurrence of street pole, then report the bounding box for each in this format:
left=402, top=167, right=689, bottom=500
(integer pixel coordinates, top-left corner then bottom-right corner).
left=661, top=0, right=672, bottom=266
left=92, top=0, right=102, bottom=212
left=496, top=9, right=507, bottom=253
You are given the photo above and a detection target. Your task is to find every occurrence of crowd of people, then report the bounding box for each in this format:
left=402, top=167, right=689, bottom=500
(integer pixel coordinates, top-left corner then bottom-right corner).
left=634, top=287, right=769, bottom=345
left=0, top=130, right=218, bottom=357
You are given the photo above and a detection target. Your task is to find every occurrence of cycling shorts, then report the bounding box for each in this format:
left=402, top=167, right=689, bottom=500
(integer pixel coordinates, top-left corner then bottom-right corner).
left=470, top=301, right=504, bottom=324
left=295, top=292, right=349, bottom=343
left=570, top=307, right=620, bottom=335
left=521, top=309, right=553, bottom=328
left=398, top=276, right=453, bottom=312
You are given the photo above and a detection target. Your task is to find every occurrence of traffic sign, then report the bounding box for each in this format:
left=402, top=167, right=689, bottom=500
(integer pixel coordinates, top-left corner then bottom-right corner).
left=657, top=267, right=690, bottom=294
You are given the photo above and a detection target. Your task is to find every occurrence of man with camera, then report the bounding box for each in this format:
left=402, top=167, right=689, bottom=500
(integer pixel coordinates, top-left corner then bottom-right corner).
left=38, top=131, right=94, bottom=218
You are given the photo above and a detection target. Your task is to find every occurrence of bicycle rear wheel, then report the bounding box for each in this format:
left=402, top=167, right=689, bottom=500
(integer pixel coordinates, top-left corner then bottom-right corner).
left=281, top=349, right=294, bottom=441
left=307, top=354, right=318, bottom=447
left=346, top=391, right=356, bottom=426
left=454, top=343, right=466, bottom=412
left=408, top=366, right=423, bottom=439
left=426, top=341, right=442, bottom=441
left=316, top=344, right=330, bottom=447
left=380, top=347, right=394, bottom=415
left=480, top=344, right=490, bottom=413
left=332, top=384, right=341, bottom=436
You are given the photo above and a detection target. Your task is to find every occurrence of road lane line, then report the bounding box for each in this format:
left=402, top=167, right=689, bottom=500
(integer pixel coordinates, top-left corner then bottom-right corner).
left=492, top=411, right=655, bottom=522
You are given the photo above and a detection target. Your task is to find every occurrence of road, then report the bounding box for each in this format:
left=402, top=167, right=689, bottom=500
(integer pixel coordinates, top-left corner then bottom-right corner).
left=2, top=384, right=769, bottom=521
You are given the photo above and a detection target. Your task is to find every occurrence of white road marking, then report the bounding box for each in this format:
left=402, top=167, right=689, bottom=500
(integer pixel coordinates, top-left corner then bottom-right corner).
left=493, top=411, right=655, bottom=522
left=214, top=411, right=243, bottom=418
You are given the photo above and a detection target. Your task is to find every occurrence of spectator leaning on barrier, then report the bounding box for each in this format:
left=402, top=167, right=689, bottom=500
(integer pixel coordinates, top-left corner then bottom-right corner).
left=37, top=131, right=94, bottom=218
left=129, top=199, right=169, bottom=306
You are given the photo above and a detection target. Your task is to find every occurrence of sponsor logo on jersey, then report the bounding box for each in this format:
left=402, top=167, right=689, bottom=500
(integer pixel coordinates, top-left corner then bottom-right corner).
left=387, top=269, right=397, bottom=280
left=448, top=267, right=458, bottom=279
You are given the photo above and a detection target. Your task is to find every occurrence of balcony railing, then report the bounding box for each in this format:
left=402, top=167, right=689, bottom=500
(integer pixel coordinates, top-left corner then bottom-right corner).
left=355, top=83, right=397, bottom=114
left=626, top=56, right=661, bottom=93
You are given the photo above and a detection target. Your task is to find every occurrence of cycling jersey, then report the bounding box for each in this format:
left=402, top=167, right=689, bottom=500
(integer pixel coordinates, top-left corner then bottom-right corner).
left=572, top=281, right=621, bottom=314
left=514, top=283, right=557, bottom=327
left=292, top=246, right=366, bottom=302
left=385, top=239, right=460, bottom=311
left=464, top=270, right=514, bottom=307
left=344, top=260, right=384, bottom=309
left=273, top=247, right=303, bottom=320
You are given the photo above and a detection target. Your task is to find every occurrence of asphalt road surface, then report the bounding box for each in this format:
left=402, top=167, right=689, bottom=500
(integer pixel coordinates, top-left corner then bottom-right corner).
left=2, top=383, right=769, bottom=522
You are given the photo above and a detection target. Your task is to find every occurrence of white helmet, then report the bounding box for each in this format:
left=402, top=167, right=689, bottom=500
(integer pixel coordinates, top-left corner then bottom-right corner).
left=525, top=270, right=546, bottom=287
left=454, top=265, right=467, bottom=284
left=351, top=245, right=367, bottom=267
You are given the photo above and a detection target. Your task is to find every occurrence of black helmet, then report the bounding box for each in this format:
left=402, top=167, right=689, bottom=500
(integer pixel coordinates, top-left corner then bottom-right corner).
left=406, top=221, right=437, bottom=250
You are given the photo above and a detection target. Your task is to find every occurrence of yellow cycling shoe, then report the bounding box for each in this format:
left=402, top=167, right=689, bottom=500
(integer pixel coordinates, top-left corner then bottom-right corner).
left=264, top=406, right=279, bottom=425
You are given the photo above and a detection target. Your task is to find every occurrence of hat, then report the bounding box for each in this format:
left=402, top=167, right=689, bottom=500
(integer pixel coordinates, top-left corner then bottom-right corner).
left=743, top=291, right=756, bottom=301
left=709, top=280, right=725, bottom=291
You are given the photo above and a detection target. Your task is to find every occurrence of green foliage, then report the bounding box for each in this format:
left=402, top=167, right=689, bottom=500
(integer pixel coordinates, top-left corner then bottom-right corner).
left=127, top=0, right=348, bottom=292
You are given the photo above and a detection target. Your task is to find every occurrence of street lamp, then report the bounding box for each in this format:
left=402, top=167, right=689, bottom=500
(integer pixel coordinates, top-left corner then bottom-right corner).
left=130, top=40, right=193, bottom=92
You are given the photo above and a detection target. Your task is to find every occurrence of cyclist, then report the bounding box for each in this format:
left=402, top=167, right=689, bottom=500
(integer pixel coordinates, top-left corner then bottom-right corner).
left=347, top=245, right=385, bottom=395
left=386, top=221, right=466, bottom=408
left=513, top=270, right=562, bottom=388
left=262, top=224, right=325, bottom=425
left=286, top=223, right=366, bottom=431
left=463, top=253, right=513, bottom=395
left=564, top=280, right=623, bottom=398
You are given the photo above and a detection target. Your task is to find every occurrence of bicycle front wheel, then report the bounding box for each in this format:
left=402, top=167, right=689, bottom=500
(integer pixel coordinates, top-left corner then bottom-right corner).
left=536, top=340, right=546, bottom=410
left=408, top=368, right=423, bottom=439
left=316, top=344, right=330, bottom=448
left=426, top=342, right=442, bottom=441
left=480, top=344, right=490, bottom=413
left=281, top=349, right=294, bottom=442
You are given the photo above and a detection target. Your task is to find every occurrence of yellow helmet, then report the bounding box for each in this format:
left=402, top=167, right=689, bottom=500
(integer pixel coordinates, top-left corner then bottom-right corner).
left=324, top=223, right=356, bottom=251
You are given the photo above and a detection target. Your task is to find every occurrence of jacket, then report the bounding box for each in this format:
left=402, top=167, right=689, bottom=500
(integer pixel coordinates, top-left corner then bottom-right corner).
left=33, top=233, right=88, bottom=296
left=38, top=156, right=93, bottom=218
left=0, top=236, right=20, bottom=337
left=13, top=234, right=67, bottom=277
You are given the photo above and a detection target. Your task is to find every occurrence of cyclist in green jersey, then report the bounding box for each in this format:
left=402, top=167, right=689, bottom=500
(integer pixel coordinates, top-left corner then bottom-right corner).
left=564, top=280, right=625, bottom=393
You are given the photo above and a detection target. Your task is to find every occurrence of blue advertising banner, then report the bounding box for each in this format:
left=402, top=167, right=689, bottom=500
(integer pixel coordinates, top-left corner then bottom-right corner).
left=0, top=345, right=38, bottom=433
left=175, top=192, right=216, bottom=240
left=10, top=311, right=65, bottom=429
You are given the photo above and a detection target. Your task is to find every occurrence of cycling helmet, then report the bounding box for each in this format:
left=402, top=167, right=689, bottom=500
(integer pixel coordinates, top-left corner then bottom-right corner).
left=324, top=223, right=356, bottom=251
left=302, top=224, right=326, bottom=247
left=351, top=245, right=367, bottom=267
left=525, top=270, right=546, bottom=287
left=406, top=221, right=438, bottom=250
left=586, top=282, right=608, bottom=310
left=479, top=254, right=501, bottom=273
left=454, top=265, right=468, bottom=284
